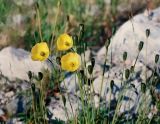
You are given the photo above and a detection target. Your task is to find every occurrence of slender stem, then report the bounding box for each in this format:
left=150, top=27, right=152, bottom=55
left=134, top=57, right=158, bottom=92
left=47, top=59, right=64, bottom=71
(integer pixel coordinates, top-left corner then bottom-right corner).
left=50, top=0, right=61, bottom=53
left=36, top=8, right=43, bottom=42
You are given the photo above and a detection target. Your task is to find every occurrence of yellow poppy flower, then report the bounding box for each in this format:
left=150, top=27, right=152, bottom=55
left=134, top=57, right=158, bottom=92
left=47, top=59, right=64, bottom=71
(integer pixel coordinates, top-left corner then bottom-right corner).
left=56, top=33, right=73, bottom=51
left=31, top=42, right=49, bottom=61
left=61, top=52, right=80, bottom=72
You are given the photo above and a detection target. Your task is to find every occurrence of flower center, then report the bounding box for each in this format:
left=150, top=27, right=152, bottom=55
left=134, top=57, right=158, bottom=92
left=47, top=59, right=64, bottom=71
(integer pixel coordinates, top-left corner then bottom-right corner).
left=65, top=42, right=70, bottom=47
left=40, top=52, right=46, bottom=57
left=70, top=62, right=75, bottom=67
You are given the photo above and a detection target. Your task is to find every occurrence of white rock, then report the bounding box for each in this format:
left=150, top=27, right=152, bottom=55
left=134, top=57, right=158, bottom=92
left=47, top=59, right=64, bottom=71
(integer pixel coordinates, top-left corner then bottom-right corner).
left=0, top=47, right=50, bottom=81
left=94, top=95, right=100, bottom=108
left=0, top=109, right=4, bottom=116
left=92, top=76, right=107, bottom=97
left=48, top=94, right=79, bottom=121
left=97, top=7, right=160, bottom=67
left=5, top=91, right=14, bottom=98
left=61, top=74, right=79, bottom=93
left=80, top=49, right=91, bottom=63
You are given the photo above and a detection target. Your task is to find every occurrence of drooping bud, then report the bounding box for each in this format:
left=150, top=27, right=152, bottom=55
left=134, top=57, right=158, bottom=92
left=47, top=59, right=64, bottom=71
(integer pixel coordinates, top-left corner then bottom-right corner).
left=155, top=54, right=159, bottom=64
left=88, top=65, right=93, bottom=75
left=110, top=80, right=114, bottom=90
left=130, top=66, right=134, bottom=73
left=28, top=71, right=32, bottom=80
left=91, top=58, right=95, bottom=67
left=138, top=41, right=144, bottom=51
left=38, top=72, right=43, bottom=81
left=123, top=51, right=127, bottom=61
left=125, top=69, right=130, bottom=79
left=146, top=29, right=150, bottom=38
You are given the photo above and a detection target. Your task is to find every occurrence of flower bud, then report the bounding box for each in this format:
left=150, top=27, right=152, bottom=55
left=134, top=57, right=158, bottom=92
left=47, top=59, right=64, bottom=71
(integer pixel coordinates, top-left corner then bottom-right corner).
left=123, top=51, right=127, bottom=61
left=110, top=80, right=114, bottom=90
left=155, top=54, right=159, bottom=64
left=38, top=72, right=43, bottom=81
left=125, top=69, right=130, bottom=79
left=146, top=29, right=150, bottom=38
left=91, top=58, right=95, bottom=67
left=28, top=71, right=32, bottom=80
left=130, top=66, right=134, bottom=73
left=138, top=41, right=144, bottom=51
left=88, top=65, right=93, bottom=75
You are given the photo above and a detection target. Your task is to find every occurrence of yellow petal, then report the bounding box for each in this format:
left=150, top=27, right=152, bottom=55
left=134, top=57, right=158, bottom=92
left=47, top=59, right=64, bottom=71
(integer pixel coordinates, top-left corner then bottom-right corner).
left=31, top=42, right=49, bottom=61
left=56, top=33, right=73, bottom=51
left=61, top=52, right=80, bottom=72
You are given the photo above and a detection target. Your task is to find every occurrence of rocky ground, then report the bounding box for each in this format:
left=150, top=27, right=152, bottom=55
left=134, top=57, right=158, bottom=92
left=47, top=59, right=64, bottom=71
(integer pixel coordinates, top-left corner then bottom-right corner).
left=1, top=4, right=160, bottom=124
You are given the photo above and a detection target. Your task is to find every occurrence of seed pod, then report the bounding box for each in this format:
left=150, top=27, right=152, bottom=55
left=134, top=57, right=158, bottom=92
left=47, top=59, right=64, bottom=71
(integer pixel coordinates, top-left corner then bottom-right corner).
left=141, top=83, right=146, bottom=93
left=110, top=80, right=114, bottom=90
left=28, top=71, right=32, bottom=80
left=138, top=41, right=144, bottom=51
left=88, top=65, right=93, bottom=75
left=125, top=69, right=130, bottom=79
left=91, top=58, right=95, bottom=67
left=123, top=51, right=127, bottom=61
left=155, top=54, right=159, bottom=64
left=146, top=29, right=150, bottom=38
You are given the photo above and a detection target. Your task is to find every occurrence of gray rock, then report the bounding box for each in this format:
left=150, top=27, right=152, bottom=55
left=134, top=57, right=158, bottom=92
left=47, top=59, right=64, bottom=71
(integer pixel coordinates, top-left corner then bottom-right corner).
left=48, top=93, right=80, bottom=121
left=97, top=7, right=160, bottom=67
left=61, top=74, right=79, bottom=93
left=0, top=47, right=50, bottom=81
